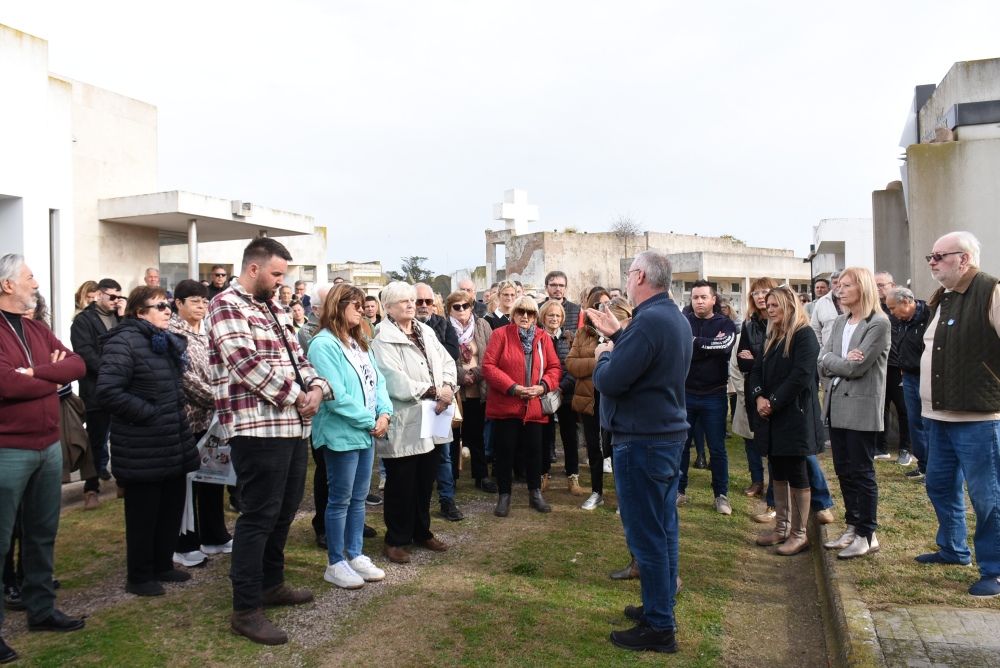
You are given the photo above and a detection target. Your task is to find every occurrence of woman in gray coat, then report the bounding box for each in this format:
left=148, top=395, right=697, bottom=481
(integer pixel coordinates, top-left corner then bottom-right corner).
left=818, top=267, right=891, bottom=559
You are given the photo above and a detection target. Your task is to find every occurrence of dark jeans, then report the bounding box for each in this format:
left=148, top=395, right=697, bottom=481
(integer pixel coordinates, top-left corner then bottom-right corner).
left=84, top=409, right=112, bottom=492
left=176, top=481, right=232, bottom=552
left=543, top=403, right=580, bottom=476
left=0, top=442, right=62, bottom=627
left=229, top=436, right=308, bottom=611
left=679, top=390, right=729, bottom=497
left=494, top=419, right=543, bottom=494
left=829, top=428, right=879, bottom=539
left=581, top=412, right=604, bottom=493
left=745, top=437, right=764, bottom=484
left=382, top=449, right=438, bottom=547
left=311, top=443, right=328, bottom=538
left=124, top=475, right=187, bottom=584
left=901, top=372, right=927, bottom=473
left=876, top=366, right=910, bottom=453
left=456, top=397, right=488, bottom=482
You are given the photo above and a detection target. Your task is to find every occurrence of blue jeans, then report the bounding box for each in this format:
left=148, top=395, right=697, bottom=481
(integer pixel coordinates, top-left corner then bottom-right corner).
left=745, top=437, right=764, bottom=483
left=0, top=441, right=62, bottom=627
left=925, top=419, right=1000, bottom=577
left=680, top=390, right=728, bottom=497
left=484, top=418, right=495, bottom=458
left=764, top=455, right=834, bottom=511
left=324, top=446, right=375, bottom=565
left=901, top=373, right=927, bottom=473
left=436, top=441, right=455, bottom=501
left=613, top=439, right=683, bottom=632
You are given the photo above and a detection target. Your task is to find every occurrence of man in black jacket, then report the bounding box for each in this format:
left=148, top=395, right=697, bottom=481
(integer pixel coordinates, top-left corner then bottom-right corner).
left=886, top=287, right=929, bottom=479
left=676, top=280, right=737, bottom=515
left=541, top=270, right=581, bottom=335
left=875, top=272, right=911, bottom=464
left=207, top=265, right=229, bottom=300
left=70, top=278, right=122, bottom=508
left=414, top=283, right=463, bottom=522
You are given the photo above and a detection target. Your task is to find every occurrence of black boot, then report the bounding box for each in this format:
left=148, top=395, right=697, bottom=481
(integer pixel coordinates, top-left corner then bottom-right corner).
left=610, top=623, right=677, bottom=653
left=494, top=494, right=511, bottom=517
left=528, top=489, right=551, bottom=513
left=693, top=452, right=707, bottom=470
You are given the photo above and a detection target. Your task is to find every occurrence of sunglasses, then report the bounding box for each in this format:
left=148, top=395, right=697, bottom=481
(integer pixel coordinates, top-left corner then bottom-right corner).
left=415, top=299, right=435, bottom=306
left=213, top=273, right=227, bottom=277
left=144, top=302, right=170, bottom=313
left=513, top=308, right=536, bottom=317
left=103, top=292, right=124, bottom=301
left=925, top=251, right=963, bottom=263
left=341, top=299, right=362, bottom=310
left=451, top=303, right=472, bottom=311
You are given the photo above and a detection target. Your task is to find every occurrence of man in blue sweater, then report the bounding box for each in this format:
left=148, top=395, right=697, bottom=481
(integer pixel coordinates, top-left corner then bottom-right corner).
left=590, top=250, right=692, bottom=653
left=677, top=280, right=737, bottom=515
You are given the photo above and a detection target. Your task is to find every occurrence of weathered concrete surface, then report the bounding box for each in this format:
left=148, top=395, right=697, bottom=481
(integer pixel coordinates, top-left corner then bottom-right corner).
left=873, top=606, right=1000, bottom=668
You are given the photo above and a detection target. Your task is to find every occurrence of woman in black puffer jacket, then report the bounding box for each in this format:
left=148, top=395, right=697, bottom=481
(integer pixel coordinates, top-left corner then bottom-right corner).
left=97, top=285, right=199, bottom=597
left=538, top=300, right=580, bottom=493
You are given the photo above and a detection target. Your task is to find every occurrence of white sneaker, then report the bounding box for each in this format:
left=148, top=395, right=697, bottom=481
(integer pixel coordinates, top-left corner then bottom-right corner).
left=173, top=550, right=207, bottom=567
left=378, top=475, right=386, bottom=491
left=201, top=540, right=233, bottom=555
left=581, top=492, right=604, bottom=510
left=714, top=495, right=732, bottom=516
left=873, top=452, right=893, bottom=460
left=462, top=446, right=471, bottom=460
left=324, top=560, right=365, bottom=589
left=603, top=457, right=613, bottom=473
left=348, top=555, right=385, bottom=582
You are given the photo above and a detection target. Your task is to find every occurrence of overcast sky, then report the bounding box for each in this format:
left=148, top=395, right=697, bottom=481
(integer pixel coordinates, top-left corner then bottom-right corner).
left=6, top=1, right=1000, bottom=276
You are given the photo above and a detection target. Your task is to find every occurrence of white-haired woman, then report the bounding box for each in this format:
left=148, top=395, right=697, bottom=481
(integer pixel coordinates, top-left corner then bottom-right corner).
left=371, top=282, right=458, bottom=564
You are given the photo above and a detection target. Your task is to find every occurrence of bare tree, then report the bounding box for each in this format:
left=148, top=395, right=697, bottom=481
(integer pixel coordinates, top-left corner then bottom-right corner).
left=609, top=212, right=645, bottom=259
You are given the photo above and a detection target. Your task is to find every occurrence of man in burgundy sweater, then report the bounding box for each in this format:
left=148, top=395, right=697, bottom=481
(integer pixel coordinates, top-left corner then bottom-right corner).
left=0, top=254, right=87, bottom=663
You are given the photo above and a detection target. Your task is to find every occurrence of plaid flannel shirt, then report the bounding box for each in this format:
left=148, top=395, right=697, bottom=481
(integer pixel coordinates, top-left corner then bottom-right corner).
left=208, top=278, right=333, bottom=440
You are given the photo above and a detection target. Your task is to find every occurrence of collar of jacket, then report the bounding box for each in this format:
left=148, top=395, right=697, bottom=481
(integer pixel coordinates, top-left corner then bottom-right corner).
left=633, top=291, right=672, bottom=317
left=378, top=318, right=432, bottom=345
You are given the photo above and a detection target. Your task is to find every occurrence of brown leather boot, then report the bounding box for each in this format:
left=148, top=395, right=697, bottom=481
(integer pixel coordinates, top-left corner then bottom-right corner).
left=777, top=487, right=811, bottom=556
left=756, top=480, right=789, bottom=546
left=231, top=608, right=288, bottom=645
left=261, top=583, right=313, bottom=607
left=743, top=481, right=764, bottom=497
left=610, top=557, right=640, bottom=580
left=83, top=491, right=100, bottom=511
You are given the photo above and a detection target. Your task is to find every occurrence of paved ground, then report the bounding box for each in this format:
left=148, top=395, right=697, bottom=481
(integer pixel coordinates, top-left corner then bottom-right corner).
left=873, top=606, right=1000, bottom=668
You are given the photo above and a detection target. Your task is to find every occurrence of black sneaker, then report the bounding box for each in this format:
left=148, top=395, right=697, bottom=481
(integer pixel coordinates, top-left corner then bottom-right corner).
left=475, top=478, right=498, bottom=493
left=365, top=493, right=383, bottom=506
left=316, top=533, right=328, bottom=550
left=126, top=580, right=165, bottom=597
left=439, top=498, right=464, bottom=522
left=904, top=469, right=925, bottom=481
left=624, top=604, right=644, bottom=622
left=610, top=622, right=677, bottom=653
left=3, top=585, right=25, bottom=612
left=363, top=524, right=377, bottom=539
left=0, top=636, right=17, bottom=664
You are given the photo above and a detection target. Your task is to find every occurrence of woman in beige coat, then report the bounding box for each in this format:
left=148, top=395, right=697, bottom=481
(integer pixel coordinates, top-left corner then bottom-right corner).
left=372, top=282, right=458, bottom=564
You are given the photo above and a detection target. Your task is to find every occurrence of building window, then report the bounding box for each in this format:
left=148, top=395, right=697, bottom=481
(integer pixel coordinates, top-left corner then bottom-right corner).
left=731, top=283, right=741, bottom=293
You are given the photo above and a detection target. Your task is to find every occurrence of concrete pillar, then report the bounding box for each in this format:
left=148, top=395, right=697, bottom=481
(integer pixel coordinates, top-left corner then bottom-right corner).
left=872, top=187, right=910, bottom=285
left=187, top=219, right=198, bottom=280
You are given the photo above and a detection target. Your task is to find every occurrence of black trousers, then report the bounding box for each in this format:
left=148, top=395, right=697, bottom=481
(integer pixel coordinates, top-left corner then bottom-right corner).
left=84, top=409, right=111, bottom=492
left=124, top=475, right=187, bottom=584
left=769, top=455, right=808, bottom=489
left=494, top=419, right=543, bottom=494
left=876, top=366, right=910, bottom=452
left=542, top=402, right=580, bottom=476
left=581, top=412, right=604, bottom=494
left=454, top=398, right=488, bottom=482
left=229, top=436, right=308, bottom=611
left=830, top=427, right=879, bottom=539
left=382, top=449, right=438, bottom=547
left=311, top=442, right=328, bottom=537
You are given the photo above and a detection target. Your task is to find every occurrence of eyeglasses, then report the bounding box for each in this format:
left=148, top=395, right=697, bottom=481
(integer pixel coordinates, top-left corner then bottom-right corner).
left=513, top=308, right=536, bottom=317
left=340, top=299, right=362, bottom=310
left=144, top=302, right=170, bottom=312
left=547, top=283, right=566, bottom=289
left=182, top=298, right=207, bottom=305
left=451, top=303, right=472, bottom=311
left=925, top=251, right=963, bottom=263
left=499, top=292, right=516, bottom=299
left=103, top=292, right=123, bottom=301
left=213, top=273, right=227, bottom=277
left=875, top=282, right=892, bottom=289
left=415, top=299, right=434, bottom=306
left=750, top=290, right=769, bottom=298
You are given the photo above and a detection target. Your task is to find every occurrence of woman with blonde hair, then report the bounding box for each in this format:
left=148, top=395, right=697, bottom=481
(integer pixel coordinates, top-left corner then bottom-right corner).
left=818, top=267, right=891, bottom=559
left=74, top=281, right=99, bottom=316
left=537, top=299, right=581, bottom=494
left=747, top=286, right=824, bottom=555
left=737, top=277, right=777, bottom=503
left=484, top=280, right=517, bottom=330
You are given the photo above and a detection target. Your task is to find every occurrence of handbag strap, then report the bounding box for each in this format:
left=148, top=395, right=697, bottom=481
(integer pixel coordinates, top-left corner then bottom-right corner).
left=265, top=301, right=308, bottom=393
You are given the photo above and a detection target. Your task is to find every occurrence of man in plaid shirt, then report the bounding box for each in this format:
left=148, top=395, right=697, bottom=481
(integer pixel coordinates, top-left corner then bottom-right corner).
left=208, top=238, right=333, bottom=646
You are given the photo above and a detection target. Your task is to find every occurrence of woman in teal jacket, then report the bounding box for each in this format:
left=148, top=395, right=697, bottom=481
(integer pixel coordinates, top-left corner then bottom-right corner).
left=308, top=284, right=393, bottom=589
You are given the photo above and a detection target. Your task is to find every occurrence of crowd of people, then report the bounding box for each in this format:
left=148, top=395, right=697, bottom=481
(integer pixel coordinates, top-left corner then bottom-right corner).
left=2, top=229, right=1000, bottom=662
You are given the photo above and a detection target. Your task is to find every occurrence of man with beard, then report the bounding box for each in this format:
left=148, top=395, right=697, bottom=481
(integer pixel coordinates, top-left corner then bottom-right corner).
left=0, top=255, right=87, bottom=663
left=208, top=238, right=334, bottom=644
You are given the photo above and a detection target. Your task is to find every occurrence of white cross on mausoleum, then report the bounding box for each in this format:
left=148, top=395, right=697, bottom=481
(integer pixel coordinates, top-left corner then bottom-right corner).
left=493, top=188, right=538, bottom=236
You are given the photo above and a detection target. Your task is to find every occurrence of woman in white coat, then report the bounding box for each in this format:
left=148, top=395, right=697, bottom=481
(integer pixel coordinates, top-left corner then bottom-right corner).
left=372, top=282, right=458, bottom=564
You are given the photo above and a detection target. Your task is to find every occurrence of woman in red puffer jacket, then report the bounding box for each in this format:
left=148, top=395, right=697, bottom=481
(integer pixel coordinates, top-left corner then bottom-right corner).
left=482, top=296, right=561, bottom=518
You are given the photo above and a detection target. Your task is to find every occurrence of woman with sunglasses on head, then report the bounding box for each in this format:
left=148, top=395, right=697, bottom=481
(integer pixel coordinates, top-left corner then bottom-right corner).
left=482, top=296, right=562, bottom=516
left=308, top=284, right=392, bottom=588
left=446, top=290, right=496, bottom=492
left=747, top=287, right=824, bottom=555
left=565, top=288, right=613, bottom=510
left=818, top=267, right=890, bottom=559
left=96, top=285, right=199, bottom=596
left=169, top=279, right=233, bottom=569
left=537, top=300, right=583, bottom=495
left=484, top=280, right=518, bottom=330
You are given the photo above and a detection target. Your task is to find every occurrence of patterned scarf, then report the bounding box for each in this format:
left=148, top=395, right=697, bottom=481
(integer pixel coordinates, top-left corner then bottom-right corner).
left=518, top=324, right=536, bottom=354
